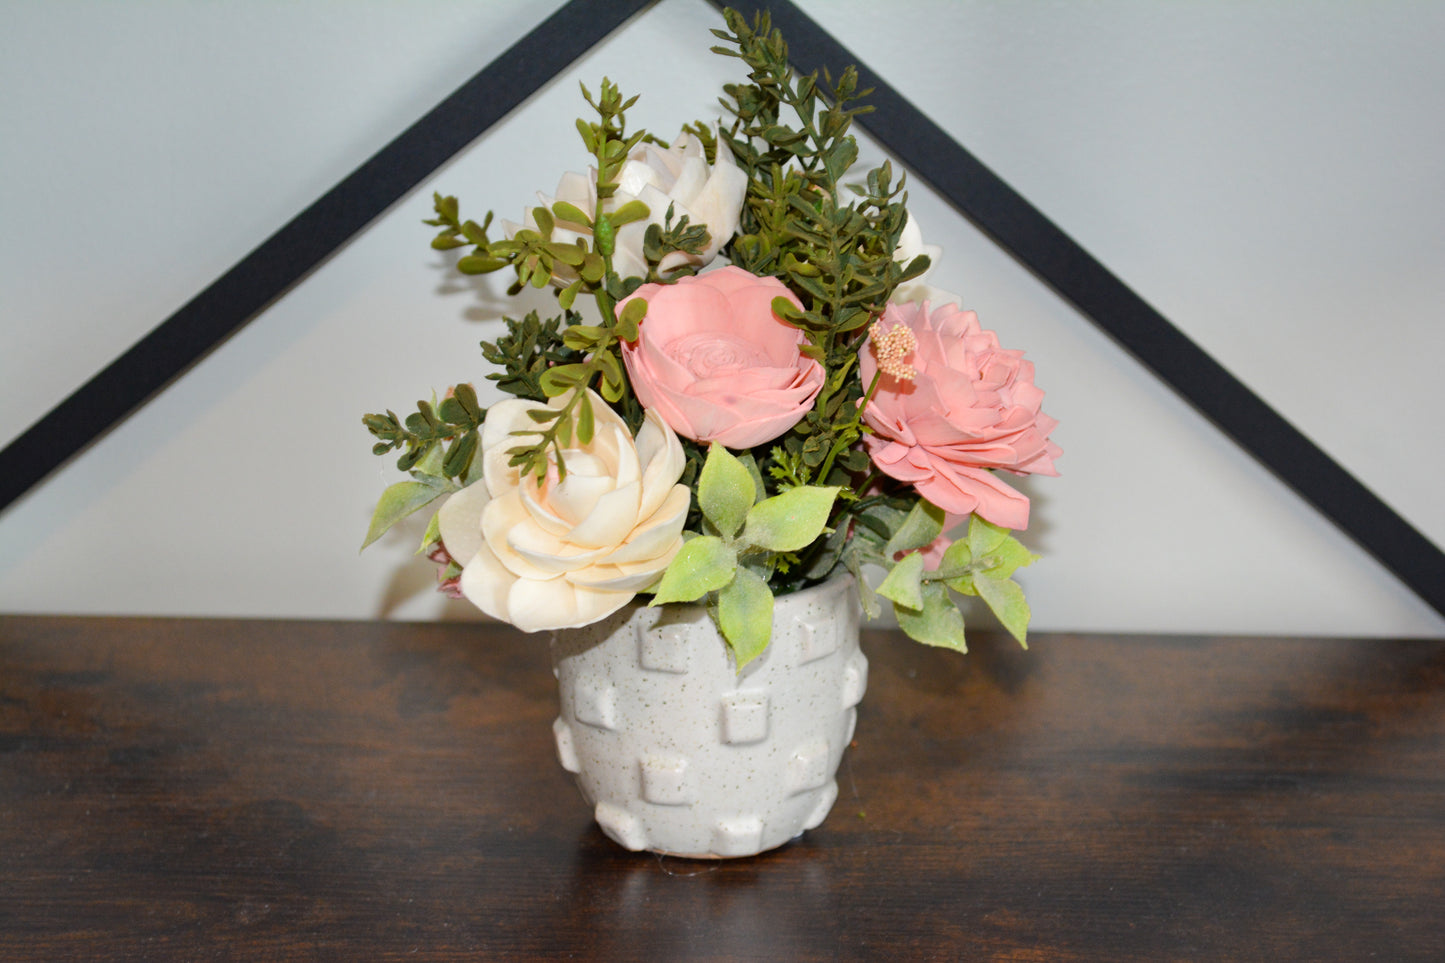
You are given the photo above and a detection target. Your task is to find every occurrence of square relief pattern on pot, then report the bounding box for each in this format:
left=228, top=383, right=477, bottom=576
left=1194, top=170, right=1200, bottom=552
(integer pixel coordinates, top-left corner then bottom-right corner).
left=719, top=691, right=770, bottom=744
left=794, top=618, right=840, bottom=664
left=636, top=623, right=691, bottom=674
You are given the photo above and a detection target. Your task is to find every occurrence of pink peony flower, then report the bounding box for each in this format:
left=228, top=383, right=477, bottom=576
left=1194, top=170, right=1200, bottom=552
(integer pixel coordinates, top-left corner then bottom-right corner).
left=860, top=301, right=1060, bottom=530
left=618, top=266, right=824, bottom=449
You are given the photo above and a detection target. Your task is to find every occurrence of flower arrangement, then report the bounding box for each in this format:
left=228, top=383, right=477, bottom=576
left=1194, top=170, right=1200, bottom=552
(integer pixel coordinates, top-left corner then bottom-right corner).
left=362, top=9, right=1059, bottom=668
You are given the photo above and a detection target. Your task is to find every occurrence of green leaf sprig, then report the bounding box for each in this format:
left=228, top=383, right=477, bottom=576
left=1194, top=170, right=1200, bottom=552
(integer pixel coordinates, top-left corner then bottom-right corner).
left=650, top=444, right=840, bottom=669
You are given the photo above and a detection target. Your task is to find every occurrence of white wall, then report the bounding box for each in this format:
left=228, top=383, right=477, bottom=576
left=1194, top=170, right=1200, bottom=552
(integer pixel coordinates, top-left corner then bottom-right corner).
left=2, top=0, right=1442, bottom=638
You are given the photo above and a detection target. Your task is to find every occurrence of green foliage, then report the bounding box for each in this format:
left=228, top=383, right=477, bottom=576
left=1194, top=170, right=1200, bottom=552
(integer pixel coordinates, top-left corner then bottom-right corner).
left=884, top=499, right=946, bottom=558
left=480, top=311, right=583, bottom=402
left=698, top=442, right=756, bottom=538
left=876, top=550, right=925, bottom=611
left=650, top=445, right=841, bottom=668
left=894, top=581, right=968, bottom=652
left=651, top=536, right=738, bottom=604
left=360, top=475, right=453, bottom=551
left=642, top=204, right=711, bottom=281
left=718, top=567, right=774, bottom=669
left=740, top=485, right=840, bottom=553
left=362, top=382, right=483, bottom=480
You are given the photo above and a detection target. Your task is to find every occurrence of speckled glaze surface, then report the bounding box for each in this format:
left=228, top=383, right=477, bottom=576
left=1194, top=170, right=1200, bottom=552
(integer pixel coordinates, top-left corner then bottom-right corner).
left=549, top=575, right=866, bottom=858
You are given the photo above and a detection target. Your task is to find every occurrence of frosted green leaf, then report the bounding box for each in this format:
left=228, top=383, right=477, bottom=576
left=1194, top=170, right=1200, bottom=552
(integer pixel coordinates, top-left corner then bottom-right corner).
left=650, top=536, right=737, bottom=605
left=967, top=515, right=1010, bottom=557
left=884, top=499, right=946, bottom=557
left=718, top=566, right=774, bottom=670
left=976, top=575, right=1031, bottom=648
left=698, top=443, right=754, bottom=538
left=361, top=479, right=448, bottom=550
left=846, top=549, right=881, bottom=620
left=741, top=485, right=840, bottom=553
left=894, top=581, right=967, bottom=652
left=875, top=551, right=925, bottom=611
left=735, top=452, right=767, bottom=505
left=980, top=535, right=1039, bottom=581
left=416, top=509, right=442, bottom=555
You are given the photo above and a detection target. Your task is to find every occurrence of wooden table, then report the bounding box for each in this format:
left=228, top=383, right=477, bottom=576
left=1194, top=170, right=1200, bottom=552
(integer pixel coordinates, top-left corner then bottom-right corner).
left=3, top=616, right=1443, bottom=961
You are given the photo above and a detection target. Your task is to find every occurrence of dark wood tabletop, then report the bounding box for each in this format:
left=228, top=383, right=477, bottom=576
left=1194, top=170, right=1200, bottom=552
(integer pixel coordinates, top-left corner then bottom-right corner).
left=3, top=615, right=1443, bottom=961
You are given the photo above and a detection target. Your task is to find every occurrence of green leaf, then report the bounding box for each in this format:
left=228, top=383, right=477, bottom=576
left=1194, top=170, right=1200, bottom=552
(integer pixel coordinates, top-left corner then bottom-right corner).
left=938, top=538, right=977, bottom=595
left=697, top=443, right=754, bottom=538
left=616, top=297, right=647, bottom=342
left=575, top=117, right=597, bottom=153
left=609, top=199, right=651, bottom=227
left=649, top=536, right=737, bottom=604
left=770, top=295, right=802, bottom=324
left=576, top=391, right=595, bottom=445
left=544, top=241, right=586, bottom=266
left=884, top=499, right=946, bottom=557
left=968, top=515, right=1010, bottom=557
left=539, top=363, right=590, bottom=397
left=894, top=581, right=967, bottom=652
left=413, top=442, right=446, bottom=478
left=442, top=430, right=478, bottom=478
left=456, top=255, right=507, bottom=274
left=552, top=201, right=592, bottom=227
left=736, top=452, right=767, bottom=505
left=975, top=575, right=1030, bottom=648
left=558, top=280, right=581, bottom=311
left=740, top=485, right=840, bottom=553
left=845, top=548, right=881, bottom=620
left=562, top=325, right=608, bottom=352
left=451, top=382, right=481, bottom=421
left=980, top=535, right=1039, bottom=581
left=718, top=566, right=774, bottom=671
left=416, top=509, right=442, bottom=556
left=875, top=551, right=925, bottom=611
left=595, top=351, right=625, bottom=403
left=361, top=479, right=448, bottom=551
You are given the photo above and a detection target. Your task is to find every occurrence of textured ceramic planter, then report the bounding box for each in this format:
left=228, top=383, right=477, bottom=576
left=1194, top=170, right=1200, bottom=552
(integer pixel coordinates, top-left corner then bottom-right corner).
left=550, top=575, right=866, bottom=858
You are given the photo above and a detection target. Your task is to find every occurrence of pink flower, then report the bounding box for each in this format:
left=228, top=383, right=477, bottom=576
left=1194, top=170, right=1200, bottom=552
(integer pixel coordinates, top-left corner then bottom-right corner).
left=618, top=266, right=824, bottom=449
left=860, top=301, right=1060, bottom=530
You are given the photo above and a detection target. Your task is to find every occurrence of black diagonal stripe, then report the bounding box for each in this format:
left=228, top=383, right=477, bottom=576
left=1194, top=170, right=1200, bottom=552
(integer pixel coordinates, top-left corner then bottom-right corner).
left=0, top=0, right=651, bottom=513
left=715, top=0, right=1445, bottom=619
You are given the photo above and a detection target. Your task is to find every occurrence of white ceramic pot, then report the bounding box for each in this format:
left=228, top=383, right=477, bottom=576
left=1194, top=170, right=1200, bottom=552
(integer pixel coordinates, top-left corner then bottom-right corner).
left=550, top=575, right=866, bottom=858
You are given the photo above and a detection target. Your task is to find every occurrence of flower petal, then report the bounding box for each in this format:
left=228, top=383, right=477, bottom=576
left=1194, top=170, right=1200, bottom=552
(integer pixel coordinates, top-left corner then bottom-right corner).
left=436, top=480, right=490, bottom=565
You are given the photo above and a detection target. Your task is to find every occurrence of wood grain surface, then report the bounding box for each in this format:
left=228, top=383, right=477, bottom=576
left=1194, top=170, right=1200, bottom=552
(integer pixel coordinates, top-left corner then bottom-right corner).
left=2, top=616, right=1443, bottom=961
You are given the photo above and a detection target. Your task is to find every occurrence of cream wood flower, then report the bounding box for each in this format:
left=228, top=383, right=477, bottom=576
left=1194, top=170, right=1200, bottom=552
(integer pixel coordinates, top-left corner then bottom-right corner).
left=505, top=130, right=747, bottom=283
left=436, top=389, right=690, bottom=632
left=892, top=211, right=944, bottom=304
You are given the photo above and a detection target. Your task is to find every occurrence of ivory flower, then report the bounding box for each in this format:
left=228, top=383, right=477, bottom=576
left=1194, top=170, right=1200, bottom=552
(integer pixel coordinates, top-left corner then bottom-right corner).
left=437, top=389, right=690, bottom=631
left=618, top=266, right=824, bottom=449
left=860, top=301, right=1060, bottom=530
left=506, top=130, right=747, bottom=282
left=892, top=211, right=943, bottom=304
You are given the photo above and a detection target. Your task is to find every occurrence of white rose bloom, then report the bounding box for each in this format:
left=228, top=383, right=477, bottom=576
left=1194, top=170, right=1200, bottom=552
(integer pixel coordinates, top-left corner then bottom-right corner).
left=505, top=130, right=748, bottom=283
left=437, top=389, right=690, bottom=632
left=892, top=210, right=945, bottom=305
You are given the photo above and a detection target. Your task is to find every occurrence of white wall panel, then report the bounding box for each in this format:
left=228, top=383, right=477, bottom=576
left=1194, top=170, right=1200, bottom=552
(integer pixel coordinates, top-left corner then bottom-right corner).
left=2, top=0, right=1441, bottom=637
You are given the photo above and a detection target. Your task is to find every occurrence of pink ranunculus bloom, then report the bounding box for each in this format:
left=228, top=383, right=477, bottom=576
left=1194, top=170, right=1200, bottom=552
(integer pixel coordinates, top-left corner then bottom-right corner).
left=860, top=301, right=1060, bottom=530
left=617, top=266, right=824, bottom=449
